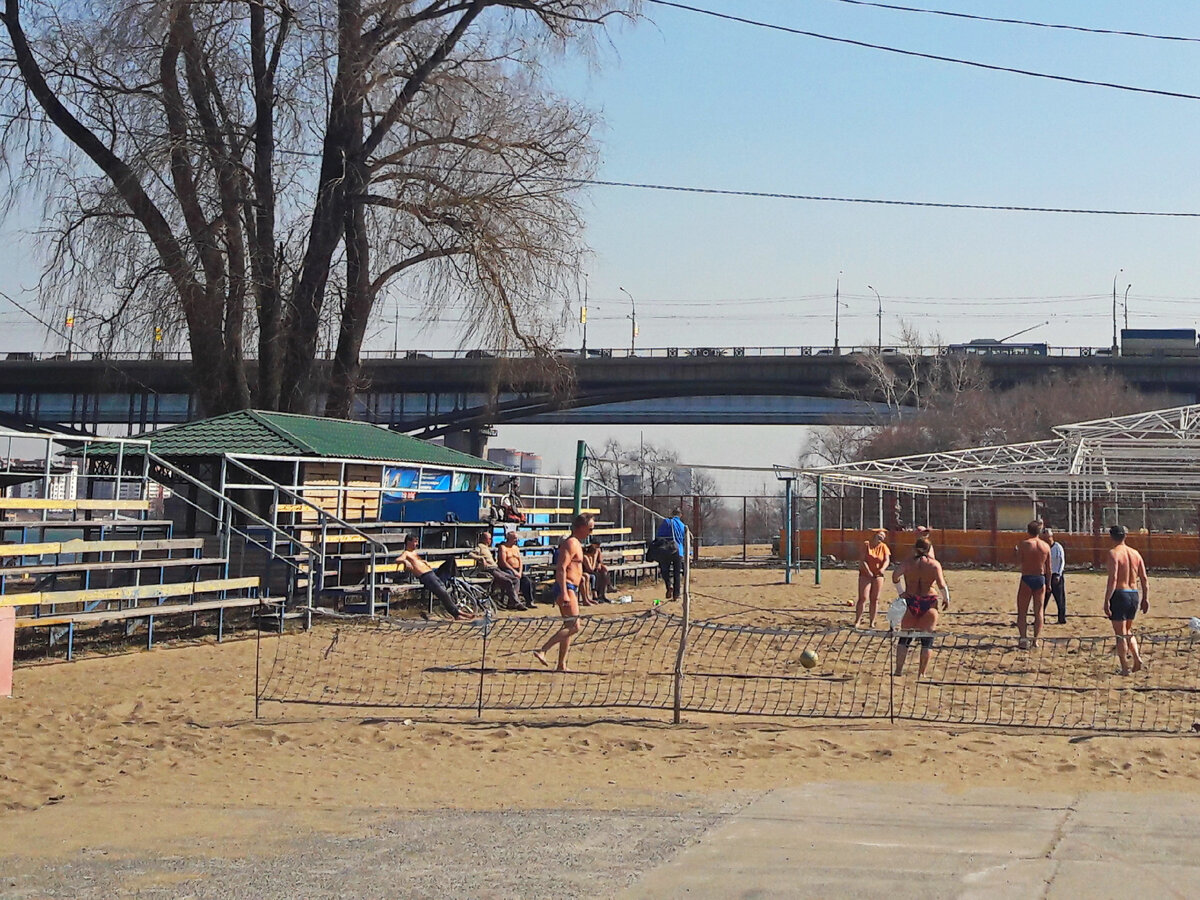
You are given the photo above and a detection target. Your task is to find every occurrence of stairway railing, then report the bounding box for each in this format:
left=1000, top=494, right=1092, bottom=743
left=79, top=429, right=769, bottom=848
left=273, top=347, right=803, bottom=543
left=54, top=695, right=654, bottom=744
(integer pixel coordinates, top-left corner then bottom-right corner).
left=221, top=455, right=390, bottom=614
left=147, top=451, right=321, bottom=624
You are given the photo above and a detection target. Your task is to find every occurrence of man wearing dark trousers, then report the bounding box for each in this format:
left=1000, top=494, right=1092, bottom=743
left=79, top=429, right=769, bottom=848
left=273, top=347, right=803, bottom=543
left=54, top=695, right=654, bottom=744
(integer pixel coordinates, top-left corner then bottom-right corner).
left=656, top=508, right=687, bottom=602
left=1042, top=528, right=1067, bottom=624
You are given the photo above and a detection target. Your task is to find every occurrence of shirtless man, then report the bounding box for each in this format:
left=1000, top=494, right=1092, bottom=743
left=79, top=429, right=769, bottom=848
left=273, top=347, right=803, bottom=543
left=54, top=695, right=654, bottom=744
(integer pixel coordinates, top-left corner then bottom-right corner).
left=1015, top=520, right=1051, bottom=649
left=1104, top=524, right=1150, bottom=675
left=855, top=530, right=890, bottom=629
left=472, top=529, right=524, bottom=610
left=534, top=514, right=594, bottom=672
left=395, top=534, right=473, bottom=621
left=582, top=537, right=610, bottom=604
left=891, top=538, right=949, bottom=677
left=497, top=530, right=535, bottom=608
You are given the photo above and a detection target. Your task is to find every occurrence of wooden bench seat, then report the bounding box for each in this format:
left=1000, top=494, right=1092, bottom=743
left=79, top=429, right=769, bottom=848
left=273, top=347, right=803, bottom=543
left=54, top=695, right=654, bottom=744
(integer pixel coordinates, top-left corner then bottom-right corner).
left=1, top=576, right=260, bottom=609
left=0, top=537, right=204, bottom=559
left=1, top=556, right=225, bottom=578
left=15, top=595, right=280, bottom=659
left=0, top=519, right=174, bottom=533
left=15, top=595, right=271, bottom=628
left=606, top=560, right=660, bottom=585
left=0, top=498, right=150, bottom=512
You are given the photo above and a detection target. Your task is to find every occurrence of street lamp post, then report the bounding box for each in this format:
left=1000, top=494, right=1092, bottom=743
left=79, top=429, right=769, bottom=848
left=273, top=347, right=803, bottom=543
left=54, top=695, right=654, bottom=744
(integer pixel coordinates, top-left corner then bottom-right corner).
left=1111, top=271, right=1119, bottom=353
left=834, top=272, right=842, bottom=353
left=619, top=286, right=637, bottom=355
left=868, top=285, right=882, bottom=352
left=1123, top=283, right=1131, bottom=331
left=581, top=273, right=588, bottom=355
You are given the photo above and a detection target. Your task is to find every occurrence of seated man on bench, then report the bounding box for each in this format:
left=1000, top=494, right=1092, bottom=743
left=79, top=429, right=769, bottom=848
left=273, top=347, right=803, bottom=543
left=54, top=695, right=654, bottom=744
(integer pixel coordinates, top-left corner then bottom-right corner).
left=498, top=529, right=535, bottom=608
left=581, top=537, right=610, bottom=604
left=472, top=529, right=526, bottom=610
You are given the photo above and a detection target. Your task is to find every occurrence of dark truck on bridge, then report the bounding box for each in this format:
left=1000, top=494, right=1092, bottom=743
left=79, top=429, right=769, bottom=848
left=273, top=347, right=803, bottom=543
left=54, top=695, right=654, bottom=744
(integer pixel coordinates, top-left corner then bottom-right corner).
left=1120, top=328, right=1200, bottom=357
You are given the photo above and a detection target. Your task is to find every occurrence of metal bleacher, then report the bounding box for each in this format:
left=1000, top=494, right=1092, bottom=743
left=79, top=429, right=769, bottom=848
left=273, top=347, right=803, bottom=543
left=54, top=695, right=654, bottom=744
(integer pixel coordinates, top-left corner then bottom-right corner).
left=0, top=433, right=278, bottom=660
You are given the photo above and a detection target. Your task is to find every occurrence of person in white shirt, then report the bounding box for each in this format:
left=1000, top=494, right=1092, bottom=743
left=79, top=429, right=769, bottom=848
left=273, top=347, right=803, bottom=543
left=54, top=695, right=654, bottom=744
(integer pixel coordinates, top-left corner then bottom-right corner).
left=1041, top=528, right=1067, bottom=624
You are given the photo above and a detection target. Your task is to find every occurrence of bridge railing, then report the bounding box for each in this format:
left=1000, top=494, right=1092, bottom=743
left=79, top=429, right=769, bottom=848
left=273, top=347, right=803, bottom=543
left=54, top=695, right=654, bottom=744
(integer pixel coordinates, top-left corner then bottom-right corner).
left=0, top=345, right=1118, bottom=362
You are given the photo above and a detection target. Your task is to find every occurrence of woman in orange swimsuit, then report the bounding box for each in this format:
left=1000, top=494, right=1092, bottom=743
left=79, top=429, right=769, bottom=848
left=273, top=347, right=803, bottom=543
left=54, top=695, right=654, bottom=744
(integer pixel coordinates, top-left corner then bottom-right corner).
left=855, top=530, right=891, bottom=629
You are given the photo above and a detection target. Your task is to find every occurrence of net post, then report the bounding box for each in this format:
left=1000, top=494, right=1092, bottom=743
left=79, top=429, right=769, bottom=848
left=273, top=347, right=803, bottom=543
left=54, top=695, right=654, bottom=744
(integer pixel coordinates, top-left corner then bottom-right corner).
left=253, top=602, right=262, bottom=720
left=572, top=440, right=587, bottom=516
left=673, top=527, right=692, bottom=725
left=887, top=632, right=895, bottom=724
left=477, top=617, right=489, bottom=719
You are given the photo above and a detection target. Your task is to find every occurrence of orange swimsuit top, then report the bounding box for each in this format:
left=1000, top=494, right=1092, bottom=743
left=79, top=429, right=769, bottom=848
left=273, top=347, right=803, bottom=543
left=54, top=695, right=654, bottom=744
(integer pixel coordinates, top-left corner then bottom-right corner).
left=861, top=541, right=889, bottom=576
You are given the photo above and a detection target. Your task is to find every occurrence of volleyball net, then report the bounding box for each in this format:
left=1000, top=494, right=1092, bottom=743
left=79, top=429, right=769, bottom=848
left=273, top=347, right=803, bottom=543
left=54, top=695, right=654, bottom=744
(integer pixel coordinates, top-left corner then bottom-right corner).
left=256, top=610, right=1200, bottom=733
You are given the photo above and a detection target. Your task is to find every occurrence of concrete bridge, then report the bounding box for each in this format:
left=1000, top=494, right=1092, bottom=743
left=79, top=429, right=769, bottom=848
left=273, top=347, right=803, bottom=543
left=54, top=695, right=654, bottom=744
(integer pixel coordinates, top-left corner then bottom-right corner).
left=0, top=347, right=1193, bottom=452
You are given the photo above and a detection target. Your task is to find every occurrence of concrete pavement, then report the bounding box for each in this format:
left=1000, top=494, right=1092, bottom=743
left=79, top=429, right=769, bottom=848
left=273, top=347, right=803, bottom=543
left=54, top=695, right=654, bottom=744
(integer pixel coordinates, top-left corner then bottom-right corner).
left=624, top=782, right=1200, bottom=899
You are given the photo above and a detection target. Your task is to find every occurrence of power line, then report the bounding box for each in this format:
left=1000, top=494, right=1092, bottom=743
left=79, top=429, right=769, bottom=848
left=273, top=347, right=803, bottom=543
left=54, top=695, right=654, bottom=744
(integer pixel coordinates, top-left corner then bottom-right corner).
left=645, top=0, right=1200, bottom=103
left=818, top=0, right=1200, bottom=43
left=521, top=171, right=1200, bottom=216
left=7, top=112, right=1199, bottom=219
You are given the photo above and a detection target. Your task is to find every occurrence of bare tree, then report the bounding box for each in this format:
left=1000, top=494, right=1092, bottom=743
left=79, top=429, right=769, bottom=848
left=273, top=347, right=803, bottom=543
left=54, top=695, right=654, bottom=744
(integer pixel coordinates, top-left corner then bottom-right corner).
left=858, top=369, right=1164, bottom=461
left=798, top=424, right=871, bottom=468
left=0, top=0, right=636, bottom=416
left=687, top=467, right=724, bottom=543
left=842, top=323, right=986, bottom=417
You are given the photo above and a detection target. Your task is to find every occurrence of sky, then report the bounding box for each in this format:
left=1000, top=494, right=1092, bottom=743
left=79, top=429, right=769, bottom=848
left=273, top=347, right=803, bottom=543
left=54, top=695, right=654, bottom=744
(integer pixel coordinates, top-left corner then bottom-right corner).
left=5, top=1, right=1200, bottom=476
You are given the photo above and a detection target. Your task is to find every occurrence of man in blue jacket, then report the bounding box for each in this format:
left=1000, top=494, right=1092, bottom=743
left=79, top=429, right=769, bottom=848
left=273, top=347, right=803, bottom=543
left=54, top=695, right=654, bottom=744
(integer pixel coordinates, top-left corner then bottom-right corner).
left=656, top=508, right=687, bottom=601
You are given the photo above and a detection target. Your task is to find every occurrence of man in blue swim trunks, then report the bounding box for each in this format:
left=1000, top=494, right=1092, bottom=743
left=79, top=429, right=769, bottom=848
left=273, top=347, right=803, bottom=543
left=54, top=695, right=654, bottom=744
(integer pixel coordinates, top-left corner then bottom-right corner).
left=1104, top=524, right=1149, bottom=675
left=533, top=513, right=594, bottom=672
left=1015, top=520, right=1051, bottom=649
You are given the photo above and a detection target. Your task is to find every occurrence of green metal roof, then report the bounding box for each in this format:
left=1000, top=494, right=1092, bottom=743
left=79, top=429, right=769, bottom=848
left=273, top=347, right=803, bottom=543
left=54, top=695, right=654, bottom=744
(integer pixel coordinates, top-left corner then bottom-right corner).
left=91, top=410, right=505, bottom=470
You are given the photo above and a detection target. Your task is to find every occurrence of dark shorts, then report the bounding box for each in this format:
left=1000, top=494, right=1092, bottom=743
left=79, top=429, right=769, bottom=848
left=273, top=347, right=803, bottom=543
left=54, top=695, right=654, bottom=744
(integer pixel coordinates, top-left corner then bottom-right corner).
left=904, top=593, right=938, bottom=617
left=1110, top=589, right=1140, bottom=622
left=1020, top=574, right=1046, bottom=591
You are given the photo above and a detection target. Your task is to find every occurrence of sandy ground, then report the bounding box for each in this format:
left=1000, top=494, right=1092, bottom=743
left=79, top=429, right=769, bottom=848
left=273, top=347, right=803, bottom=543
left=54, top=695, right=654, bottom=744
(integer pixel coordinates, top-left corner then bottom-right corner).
left=4, top=562, right=1200, bottom=896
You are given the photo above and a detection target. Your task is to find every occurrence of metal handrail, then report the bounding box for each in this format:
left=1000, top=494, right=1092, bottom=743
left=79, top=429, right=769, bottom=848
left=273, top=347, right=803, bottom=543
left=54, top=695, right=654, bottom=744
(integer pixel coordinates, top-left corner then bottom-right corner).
left=148, top=451, right=321, bottom=617
left=222, top=456, right=389, bottom=554
left=224, top=455, right=390, bottom=614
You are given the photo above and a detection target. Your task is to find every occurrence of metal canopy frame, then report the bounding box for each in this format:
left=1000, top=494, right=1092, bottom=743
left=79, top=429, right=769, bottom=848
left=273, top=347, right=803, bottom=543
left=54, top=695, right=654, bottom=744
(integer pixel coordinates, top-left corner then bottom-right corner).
left=785, top=403, right=1200, bottom=499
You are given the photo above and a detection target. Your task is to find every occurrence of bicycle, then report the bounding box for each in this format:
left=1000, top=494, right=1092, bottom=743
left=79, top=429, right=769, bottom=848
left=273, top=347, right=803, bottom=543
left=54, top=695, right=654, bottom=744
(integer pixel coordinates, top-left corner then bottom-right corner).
left=445, top=576, right=498, bottom=618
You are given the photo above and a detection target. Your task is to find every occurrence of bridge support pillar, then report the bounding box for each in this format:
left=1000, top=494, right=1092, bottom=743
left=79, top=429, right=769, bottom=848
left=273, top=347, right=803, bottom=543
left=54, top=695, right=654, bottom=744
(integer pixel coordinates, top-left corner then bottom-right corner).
left=443, top=425, right=495, bottom=460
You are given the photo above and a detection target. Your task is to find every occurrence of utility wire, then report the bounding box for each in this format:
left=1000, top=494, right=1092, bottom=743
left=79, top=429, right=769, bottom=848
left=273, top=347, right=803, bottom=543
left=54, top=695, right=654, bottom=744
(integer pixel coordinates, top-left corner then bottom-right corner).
left=819, top=0, right=1200, bottom=43
left=510, top=171, right=1200, bottom=217
left=6, top=112, right=1199, bottom=219
left=645, top=0, right=1200, bottom=103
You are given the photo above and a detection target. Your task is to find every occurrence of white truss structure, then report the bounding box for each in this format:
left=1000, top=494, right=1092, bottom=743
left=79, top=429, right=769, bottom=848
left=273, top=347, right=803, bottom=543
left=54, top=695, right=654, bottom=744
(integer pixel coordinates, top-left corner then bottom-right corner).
left=785, top=403, right=1200, bottom=498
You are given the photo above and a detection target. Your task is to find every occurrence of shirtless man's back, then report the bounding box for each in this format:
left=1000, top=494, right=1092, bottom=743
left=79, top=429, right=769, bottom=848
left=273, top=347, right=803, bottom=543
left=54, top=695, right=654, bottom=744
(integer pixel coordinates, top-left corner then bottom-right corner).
left=1105, top=524, right=1149, bottom=675
left=890, top=539, right=948, bottom=676
left=1015, top=521, right=1051, bottom=649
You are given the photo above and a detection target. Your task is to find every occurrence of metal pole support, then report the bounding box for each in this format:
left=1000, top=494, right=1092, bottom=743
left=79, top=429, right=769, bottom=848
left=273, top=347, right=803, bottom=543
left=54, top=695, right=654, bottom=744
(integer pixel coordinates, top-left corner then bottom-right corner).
left=783, top=477, right=794, bottom=584
left=815, top=474, right=824, bottom=586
